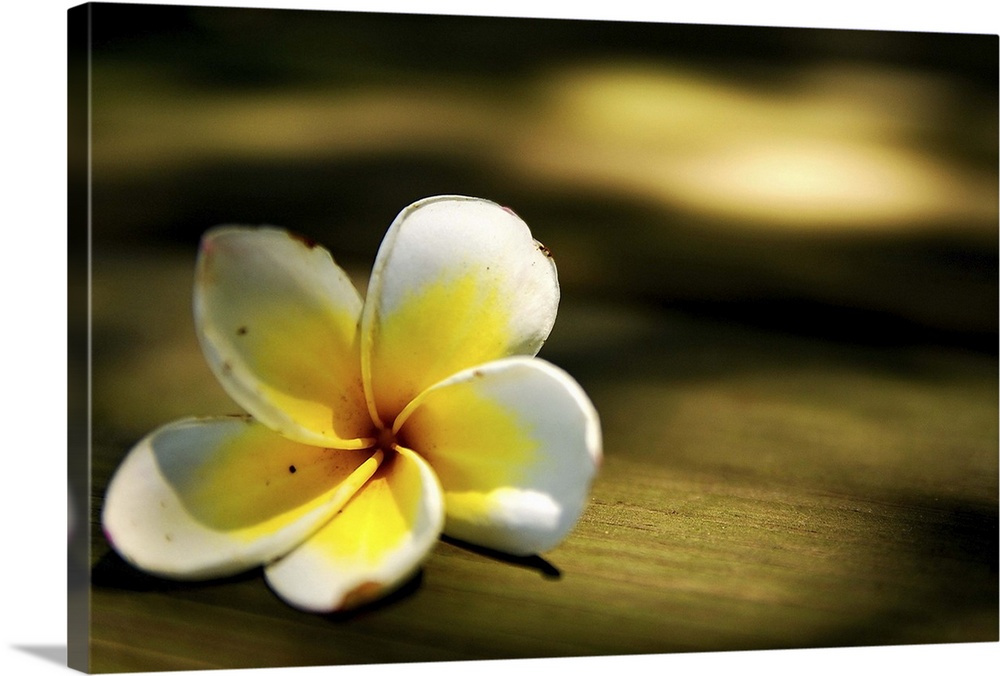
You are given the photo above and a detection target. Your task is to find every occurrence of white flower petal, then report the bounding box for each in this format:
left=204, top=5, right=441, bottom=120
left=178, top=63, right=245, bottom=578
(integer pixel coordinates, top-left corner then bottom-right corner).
left=195, top=227, right=374, bottom=448
left=102, top=417, right=381, bottom=579
left=360, top=196, right=559, bottom=426
left=395, top=357, right=601, bottom=555
left=264, top=447, right=444, bottom=612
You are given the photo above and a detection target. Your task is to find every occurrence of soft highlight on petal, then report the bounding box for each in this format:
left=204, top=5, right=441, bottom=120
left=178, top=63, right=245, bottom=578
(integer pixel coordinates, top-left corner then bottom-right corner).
left=195, top=227, right=374, bottom=448
left=102, top=417, right=380, bottom=579
left=361, top=196, right=560, bottom=426
left=396, top=357, right=602, bottom=556
left=264, top=447, right=445, bottom=613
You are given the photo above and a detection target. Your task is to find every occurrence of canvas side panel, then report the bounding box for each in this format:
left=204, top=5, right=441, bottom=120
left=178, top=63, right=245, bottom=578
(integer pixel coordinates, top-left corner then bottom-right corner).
left=67, top=3, right=92, bottom=673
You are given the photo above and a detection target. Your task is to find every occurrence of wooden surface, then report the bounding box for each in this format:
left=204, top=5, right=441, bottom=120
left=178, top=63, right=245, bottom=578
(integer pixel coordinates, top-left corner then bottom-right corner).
left=80, top=254, right=997, bottom=672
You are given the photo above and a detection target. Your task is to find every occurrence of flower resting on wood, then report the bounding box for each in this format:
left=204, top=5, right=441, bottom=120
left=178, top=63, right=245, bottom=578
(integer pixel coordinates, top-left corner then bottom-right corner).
left=102, top=195, right=602, bottom=612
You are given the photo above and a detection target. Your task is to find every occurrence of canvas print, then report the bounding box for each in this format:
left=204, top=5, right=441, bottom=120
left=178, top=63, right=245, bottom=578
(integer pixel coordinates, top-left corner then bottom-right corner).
left=68, top=2, right=998, bottom=673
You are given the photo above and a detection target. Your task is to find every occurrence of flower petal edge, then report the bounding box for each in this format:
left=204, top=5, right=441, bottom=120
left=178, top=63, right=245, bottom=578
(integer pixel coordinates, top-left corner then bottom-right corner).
left=395, top=356, right=601, bottom=556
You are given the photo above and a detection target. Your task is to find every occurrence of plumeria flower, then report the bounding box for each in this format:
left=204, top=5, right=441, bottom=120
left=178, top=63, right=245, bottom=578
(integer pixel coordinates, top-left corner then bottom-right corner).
left=102, top=195, right=602, bottom=613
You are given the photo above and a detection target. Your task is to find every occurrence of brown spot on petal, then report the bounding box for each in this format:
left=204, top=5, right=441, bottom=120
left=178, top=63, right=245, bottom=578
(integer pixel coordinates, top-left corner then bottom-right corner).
left=289, top=465, right=297, bottom=474
left=236, top=326, right=248, bottom=336
left=290, top=232, right=319, bottom=249
left=535, top=241, right=553, bottom=258
left=340, top=581, right=383, bottom=610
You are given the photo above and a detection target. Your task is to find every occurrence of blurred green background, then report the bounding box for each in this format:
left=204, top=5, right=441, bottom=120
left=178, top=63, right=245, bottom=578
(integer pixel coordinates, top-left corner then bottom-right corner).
left=72, top=3, right=997, bottom=672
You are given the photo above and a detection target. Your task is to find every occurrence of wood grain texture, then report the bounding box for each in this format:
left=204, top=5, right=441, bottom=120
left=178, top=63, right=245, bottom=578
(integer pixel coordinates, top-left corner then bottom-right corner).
left=83, top=255, right=997, bottom=672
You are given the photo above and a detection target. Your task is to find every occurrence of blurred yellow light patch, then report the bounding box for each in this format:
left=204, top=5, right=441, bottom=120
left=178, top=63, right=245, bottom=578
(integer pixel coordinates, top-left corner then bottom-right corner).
left=664, top=138, right=988, bottom=227
left=518, top=62, right=995, bottom=231
left=94, top=59, right=994, bottom=234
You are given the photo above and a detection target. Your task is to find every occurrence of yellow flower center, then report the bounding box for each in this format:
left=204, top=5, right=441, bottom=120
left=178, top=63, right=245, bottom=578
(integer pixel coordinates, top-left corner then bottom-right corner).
left=375, top=426, right=398, bottom=453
